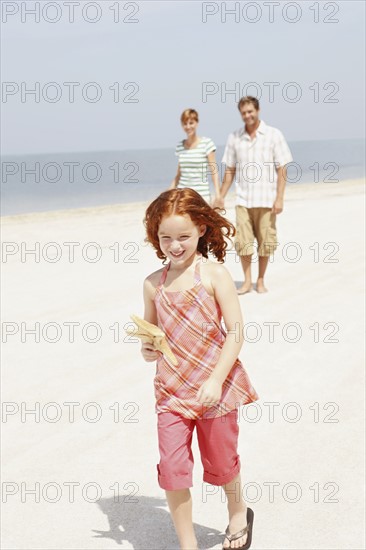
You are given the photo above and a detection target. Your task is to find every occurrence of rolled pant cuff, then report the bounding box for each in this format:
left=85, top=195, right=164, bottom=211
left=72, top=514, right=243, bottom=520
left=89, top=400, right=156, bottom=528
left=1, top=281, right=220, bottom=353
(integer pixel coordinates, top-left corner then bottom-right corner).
left=157, top=465, right=193, bottom=491
left=258, top=246, right=277, bottom=257
left=203, top=458, right=241, bottom=486
left=236, top=248, right=255, bottom=257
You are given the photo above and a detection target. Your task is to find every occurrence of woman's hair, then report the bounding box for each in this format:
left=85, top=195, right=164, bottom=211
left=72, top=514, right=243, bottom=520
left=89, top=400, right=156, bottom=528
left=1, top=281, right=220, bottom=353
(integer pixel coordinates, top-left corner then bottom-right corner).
left=180, top=109, right=199, bottom=124
left=144, top=188, right=235, bottom=263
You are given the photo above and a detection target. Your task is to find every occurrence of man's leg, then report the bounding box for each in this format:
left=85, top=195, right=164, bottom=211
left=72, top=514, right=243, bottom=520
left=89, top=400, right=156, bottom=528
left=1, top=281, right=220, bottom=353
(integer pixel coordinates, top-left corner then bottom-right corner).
left=237, top=255, right=253, bottom=294
left=165, top=489, right=198, bottom=550
left=253, top=208, right=277, bottom=292
left=257, top=255, right=269, bottom=293
left=235, top=206, right=255, bottom=294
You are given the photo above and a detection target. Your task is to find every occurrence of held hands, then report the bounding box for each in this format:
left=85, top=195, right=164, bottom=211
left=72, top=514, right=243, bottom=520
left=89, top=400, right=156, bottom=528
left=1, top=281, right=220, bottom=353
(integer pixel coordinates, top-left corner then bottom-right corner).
left=196, top=376, right=223, bottom=407
left=272, top=197, right=284, bottom=214
left=212, top=195, right=224, bottom=210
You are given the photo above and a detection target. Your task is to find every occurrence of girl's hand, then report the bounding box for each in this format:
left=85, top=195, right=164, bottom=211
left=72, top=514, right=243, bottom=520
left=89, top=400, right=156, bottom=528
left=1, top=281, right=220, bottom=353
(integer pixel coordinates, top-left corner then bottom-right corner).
left=197, top=377, right=223, bottom=406
left=141, top=342, right=161, bottom=362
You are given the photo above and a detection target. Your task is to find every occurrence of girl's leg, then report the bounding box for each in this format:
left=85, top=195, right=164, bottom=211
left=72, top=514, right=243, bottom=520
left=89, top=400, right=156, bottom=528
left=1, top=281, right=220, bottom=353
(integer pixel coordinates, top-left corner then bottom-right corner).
left=222, top=472, right=247, bottom=549
left=196, top=410, right=248, bottom=548
left=165, top=489, right=198, bottom=550
left=157, top=413, right=197, bottom=549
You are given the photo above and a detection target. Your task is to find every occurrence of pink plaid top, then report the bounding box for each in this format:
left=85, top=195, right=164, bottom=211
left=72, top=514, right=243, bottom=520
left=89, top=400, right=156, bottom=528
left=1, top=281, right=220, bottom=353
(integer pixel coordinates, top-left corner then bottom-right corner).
left=153, top=255, right=259, bottom=419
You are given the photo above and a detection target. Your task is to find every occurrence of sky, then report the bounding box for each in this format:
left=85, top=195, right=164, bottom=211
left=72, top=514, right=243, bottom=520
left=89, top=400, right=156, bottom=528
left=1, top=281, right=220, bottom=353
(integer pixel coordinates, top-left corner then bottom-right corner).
left=1, top=0, right=365, bottom=154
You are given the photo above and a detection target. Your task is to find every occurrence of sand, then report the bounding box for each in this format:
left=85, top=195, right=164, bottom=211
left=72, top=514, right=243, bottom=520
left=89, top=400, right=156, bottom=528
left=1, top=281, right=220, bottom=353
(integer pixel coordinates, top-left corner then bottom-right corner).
left=1, top=178, right=365, bottom=549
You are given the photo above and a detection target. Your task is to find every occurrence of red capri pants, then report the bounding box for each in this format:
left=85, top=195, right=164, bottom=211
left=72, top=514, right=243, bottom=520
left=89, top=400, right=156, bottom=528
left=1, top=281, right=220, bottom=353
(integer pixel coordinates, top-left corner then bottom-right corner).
left=156, top=409, right=240, bottom=491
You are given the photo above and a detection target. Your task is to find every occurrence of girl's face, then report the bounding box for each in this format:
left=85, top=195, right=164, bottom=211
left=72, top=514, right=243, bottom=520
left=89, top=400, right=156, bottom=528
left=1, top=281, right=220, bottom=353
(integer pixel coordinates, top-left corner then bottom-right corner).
left=158, top=214, right=206, bottom=265
left=182, top=117, right=198, bottom=137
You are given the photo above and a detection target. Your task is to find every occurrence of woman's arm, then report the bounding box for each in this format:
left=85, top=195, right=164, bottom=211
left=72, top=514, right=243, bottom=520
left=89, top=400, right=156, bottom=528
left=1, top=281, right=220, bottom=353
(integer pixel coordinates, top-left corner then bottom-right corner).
left=169, top=165, right=181, bottom=190
left=206, top=150, right=221, bottom=199
left=196, top=263, right=244, bottom=404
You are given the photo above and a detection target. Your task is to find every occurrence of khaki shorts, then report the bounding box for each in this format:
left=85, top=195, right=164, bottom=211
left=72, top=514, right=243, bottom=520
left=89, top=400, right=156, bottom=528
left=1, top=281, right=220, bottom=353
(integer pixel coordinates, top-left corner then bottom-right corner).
left=235, top=206, right=278, bottom=257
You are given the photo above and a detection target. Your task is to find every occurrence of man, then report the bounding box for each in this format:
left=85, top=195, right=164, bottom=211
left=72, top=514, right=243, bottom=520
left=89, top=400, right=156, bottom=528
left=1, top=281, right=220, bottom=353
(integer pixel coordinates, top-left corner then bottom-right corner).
left=217, top=96, right=293, bottom=294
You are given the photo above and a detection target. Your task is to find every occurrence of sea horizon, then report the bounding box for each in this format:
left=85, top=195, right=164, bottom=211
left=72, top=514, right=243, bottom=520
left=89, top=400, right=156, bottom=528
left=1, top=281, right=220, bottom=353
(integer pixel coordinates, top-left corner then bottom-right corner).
left=1, top=137, right=365, bottom=216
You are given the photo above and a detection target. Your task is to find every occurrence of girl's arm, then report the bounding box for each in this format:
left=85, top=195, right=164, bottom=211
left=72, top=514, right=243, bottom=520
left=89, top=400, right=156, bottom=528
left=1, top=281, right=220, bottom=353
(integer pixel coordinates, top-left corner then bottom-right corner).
left=143, top=276, right=158, bottom=324
left=207, top=151, right=221, bottom=200
left=141, top=276, right=161, bottom=362
left=169, top=165, right=181, bottom=190
left=197, top=264, right=244, bottom=404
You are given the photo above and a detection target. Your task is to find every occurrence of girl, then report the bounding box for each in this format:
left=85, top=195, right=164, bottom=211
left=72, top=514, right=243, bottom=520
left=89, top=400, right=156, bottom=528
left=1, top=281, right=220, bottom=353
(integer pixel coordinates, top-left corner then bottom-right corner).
left=170, top=109, right=222, bottom=206
left=141, top=188, right=258, bottom=550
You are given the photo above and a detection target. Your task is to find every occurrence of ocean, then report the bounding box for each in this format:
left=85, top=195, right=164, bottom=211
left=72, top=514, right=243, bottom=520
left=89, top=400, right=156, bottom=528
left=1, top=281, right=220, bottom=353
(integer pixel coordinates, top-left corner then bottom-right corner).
left=1, top=138, right=364, bottom=216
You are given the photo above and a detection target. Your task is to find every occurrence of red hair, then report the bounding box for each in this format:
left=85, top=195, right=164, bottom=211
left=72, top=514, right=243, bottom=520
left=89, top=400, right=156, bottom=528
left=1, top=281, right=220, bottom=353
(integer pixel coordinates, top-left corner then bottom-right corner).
left=144, top=188, right=235, bottom=263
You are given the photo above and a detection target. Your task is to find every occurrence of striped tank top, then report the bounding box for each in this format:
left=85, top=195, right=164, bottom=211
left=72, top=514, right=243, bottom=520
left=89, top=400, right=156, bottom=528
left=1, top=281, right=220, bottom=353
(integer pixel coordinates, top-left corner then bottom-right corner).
left=153, top=254, right=259, bottom=419
left=175, top=137, right=216, bottom=201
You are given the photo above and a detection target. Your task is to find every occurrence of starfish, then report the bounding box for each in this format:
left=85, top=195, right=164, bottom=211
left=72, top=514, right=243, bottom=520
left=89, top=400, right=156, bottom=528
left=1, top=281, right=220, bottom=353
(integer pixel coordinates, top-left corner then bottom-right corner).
left=125, top=314, right=178, bottom=366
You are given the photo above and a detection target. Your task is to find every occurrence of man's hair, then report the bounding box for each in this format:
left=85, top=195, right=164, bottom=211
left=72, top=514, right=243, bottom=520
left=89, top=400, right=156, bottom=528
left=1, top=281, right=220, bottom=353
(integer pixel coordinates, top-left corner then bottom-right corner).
left=237, top=96, right=260, bottom=111
left=180, top=109, right=199, bottom=124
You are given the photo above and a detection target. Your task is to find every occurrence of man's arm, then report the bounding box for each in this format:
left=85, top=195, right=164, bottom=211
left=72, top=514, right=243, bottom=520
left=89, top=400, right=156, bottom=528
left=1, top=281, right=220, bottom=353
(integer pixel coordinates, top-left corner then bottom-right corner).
left=221, top=167, right=236, bottom=198
left=272, top=128, right=292, bottom=215
left=272, top=165, right=287, bottom=214
left=212, top=167, right=236, bottom=208
left=212, top=132, right=237, bottom=208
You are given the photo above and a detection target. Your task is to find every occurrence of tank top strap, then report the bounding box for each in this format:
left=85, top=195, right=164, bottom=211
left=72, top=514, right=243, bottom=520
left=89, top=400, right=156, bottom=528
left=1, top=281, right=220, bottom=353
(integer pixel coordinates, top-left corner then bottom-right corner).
left=158, top=263, right=170, bottom=286
left=193, top=254, right=202, bottom=283
left=157, top=254, right=202, bottom=288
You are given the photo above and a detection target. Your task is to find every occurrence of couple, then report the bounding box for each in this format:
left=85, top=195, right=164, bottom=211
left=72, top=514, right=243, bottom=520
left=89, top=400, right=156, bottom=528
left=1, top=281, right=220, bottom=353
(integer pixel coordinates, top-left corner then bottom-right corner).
left=170, top=97, right=293, bottom=293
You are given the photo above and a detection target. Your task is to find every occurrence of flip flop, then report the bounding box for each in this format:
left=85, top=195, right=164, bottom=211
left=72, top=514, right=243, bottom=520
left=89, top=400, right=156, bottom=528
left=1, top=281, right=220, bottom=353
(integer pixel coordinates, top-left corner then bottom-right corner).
left=222, top=507, right=254, bottom=550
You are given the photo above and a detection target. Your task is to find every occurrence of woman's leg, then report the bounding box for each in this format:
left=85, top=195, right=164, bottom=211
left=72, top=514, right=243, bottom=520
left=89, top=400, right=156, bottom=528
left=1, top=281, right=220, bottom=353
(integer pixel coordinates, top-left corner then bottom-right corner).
left=222, top=472, right=248, bottom=549
left=165, top=489, right=198, bottom=550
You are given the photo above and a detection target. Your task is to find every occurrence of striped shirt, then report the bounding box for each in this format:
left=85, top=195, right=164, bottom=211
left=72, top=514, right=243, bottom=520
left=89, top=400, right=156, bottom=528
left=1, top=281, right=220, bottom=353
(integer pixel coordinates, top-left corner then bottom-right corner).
left=153, top=255, right=259, bottom=419
left=175, top=137, right=216, bottom=200
left=222, top=121, right=293, bottom=208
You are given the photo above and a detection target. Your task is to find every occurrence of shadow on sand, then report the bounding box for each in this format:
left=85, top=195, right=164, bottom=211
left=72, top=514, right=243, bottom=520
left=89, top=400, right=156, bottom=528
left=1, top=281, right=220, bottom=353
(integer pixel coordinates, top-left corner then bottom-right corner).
left=93, top=494, right=224, bottom=549
left=234, top=281, right=255, bottom=294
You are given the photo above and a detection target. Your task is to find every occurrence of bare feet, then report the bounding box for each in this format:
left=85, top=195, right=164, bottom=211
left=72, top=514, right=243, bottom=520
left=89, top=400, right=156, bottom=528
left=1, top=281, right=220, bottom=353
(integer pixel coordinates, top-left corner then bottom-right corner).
left=222, top=509, right=248, bottom=548
left=256, top=278, right=268, bottom=293
left=237, top=283, right=252, bottom=295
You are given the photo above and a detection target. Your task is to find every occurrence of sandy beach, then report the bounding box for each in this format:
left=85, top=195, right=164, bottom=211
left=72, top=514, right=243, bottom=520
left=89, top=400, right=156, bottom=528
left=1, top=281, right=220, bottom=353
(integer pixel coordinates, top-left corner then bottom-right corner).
left=1, top=178, right=365, bottom=549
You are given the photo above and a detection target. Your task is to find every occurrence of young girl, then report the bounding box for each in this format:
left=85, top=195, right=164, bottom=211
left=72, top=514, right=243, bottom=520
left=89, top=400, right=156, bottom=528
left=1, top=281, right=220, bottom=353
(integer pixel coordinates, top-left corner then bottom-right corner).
left=170, top=108, right=221, bottom=206
left=141, top=188, right=258, bottom=550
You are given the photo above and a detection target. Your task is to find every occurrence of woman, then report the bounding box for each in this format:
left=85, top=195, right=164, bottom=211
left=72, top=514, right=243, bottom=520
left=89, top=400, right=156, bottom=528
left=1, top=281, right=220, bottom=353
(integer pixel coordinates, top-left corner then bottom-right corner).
left=170, top=109, right=221, bottom=206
